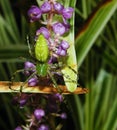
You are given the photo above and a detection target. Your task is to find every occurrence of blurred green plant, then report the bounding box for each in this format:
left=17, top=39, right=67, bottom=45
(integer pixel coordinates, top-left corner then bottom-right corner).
left=68, top=0, right=117, bottom=130
left=0, top=0, right=117, bottom=130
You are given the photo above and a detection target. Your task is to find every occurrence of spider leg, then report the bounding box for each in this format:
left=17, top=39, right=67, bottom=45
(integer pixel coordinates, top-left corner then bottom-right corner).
left=48, top=71, right=62, bottom=93
left=19, top=71, right=37, bottom=93
left=9, top=68, right=36, bottom=92
left=51, top=64, right=78, bottom=84
left=9, top=69, right=25, bottom=92
left=27, top=35, right=34, bottom=57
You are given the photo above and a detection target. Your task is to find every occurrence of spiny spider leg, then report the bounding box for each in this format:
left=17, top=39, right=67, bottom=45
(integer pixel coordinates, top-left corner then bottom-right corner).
left=9, top=69, right=26, bottom=91
left=27, top=35, right=34, bottom=58
left=49, top=63, right=79, bottom=90
left=48, top=71, right=62, bottom=93
left=19, top=71, right=36, bottom=93
left=9, top=68, right=36, bottom=92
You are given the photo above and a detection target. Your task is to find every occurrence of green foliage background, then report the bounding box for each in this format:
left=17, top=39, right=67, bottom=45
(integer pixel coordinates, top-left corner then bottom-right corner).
left=0, top=0, right=117, bottom=129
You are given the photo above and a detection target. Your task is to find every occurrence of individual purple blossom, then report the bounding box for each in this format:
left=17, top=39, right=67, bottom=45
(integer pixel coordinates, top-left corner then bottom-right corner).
left=54, top=2, right=64, bottom=13
left=60, top=112, right=67, bottom=119
left=52, top=22, right=66, bottom=36
left=40, top=1, right=52, bottom=13
left=14, top=126, right=22, bottom=130
left=19, top=99, right=27, bottom=108
left=24, top=61, right=36, bottom=76
left=12, top=94, right=29, bottom=107
left=34, top=109, right=45, bottom=120
left=28, top=5, right=42, bottom=22
left=63, top=22, right=70, bottom=32
left=56, top=47, right=67, bottom=56
left=53, top=93, right=63, bottom=102
left=28, top=77, right=38, bottom=86
left=60, top=40, right=70, bottom=50
left=24, top=61, right=35, bottom=69
left=62, top=7, right=74, bottom=19
left=36, top=27, right=50, bottom=39
left=37, top=124, right=49, bottom=130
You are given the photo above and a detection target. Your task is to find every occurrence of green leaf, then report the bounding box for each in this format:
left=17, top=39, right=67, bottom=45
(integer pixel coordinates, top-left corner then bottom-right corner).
left=0, top=45, right=28, bottom=62
left=75, top=0, right=117, bottom=66
left=61, top=0, right=78, bottom=92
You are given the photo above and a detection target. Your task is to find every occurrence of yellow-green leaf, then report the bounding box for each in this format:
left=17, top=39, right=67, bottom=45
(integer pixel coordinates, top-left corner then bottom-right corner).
left=61, top=0, right=78, bottom=92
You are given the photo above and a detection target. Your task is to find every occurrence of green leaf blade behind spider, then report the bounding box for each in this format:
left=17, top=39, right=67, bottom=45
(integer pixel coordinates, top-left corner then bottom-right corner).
left=61, top=0, right=77, bottom=92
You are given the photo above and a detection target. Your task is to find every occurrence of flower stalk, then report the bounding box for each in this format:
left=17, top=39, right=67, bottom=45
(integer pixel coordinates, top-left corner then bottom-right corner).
left=3, top=0, right=88, bottom=129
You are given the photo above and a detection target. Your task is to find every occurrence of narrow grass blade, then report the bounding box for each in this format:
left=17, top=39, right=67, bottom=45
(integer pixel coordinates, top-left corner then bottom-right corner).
left=75, top=0, right=117, bottom=66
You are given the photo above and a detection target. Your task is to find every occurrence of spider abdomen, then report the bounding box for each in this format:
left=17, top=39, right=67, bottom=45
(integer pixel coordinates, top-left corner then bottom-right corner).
left=35, top=34, right=49, bottom=62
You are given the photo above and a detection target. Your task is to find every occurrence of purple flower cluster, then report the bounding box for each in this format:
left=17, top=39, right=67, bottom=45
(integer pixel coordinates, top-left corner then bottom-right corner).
left=28, top=0, right=74, bottom=61
left=14, top=0, right=73, bottom=129
left=12, top=93, right=29, bottom=108
left=14, top=93, right=66, bottom=130
left=28, top=1, right=74, bottom=22
left=28, top=1, right=73, bottom=36
left=24, top=0, right=74, bottom=86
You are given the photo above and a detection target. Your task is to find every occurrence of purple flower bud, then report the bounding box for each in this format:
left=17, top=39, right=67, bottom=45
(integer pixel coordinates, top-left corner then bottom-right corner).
left=28, top=5, right=42, bottom=22
left=54, top=2, right=64, bottom=13
left=28, top=77, right=38, bottom=86
left=62, top=7, right=74, bottom=19
left=12, top=94, right=28, bottom=107
left=37, top=124, right=49, bottom=130
left=36, top=27, right=50, bottom=39
left=56, top=47, right=67, bottom=56
left=34, top=109, right=45, bottom=120
left=54, top=93, right=63, bottom=102
left=24, top=61, right=35, bottom=69
left=52, top=22, right=66, bottom=35
left=60, top=40, right=70, bottom=50
left=14, top=126, right=22, bottom=130
left=60, top=113, right=67, bottom=119
left=19, top=99, right=27, bottom=107
left=24, top=61, right=36, bottom=76
left=63, top=22, right=70, bottom=32
left=40, top=1, right=51, bottom=13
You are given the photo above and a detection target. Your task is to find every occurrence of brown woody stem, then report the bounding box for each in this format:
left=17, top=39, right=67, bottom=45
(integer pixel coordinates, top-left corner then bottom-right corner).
left=0, top=81, right=88, bottom=94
